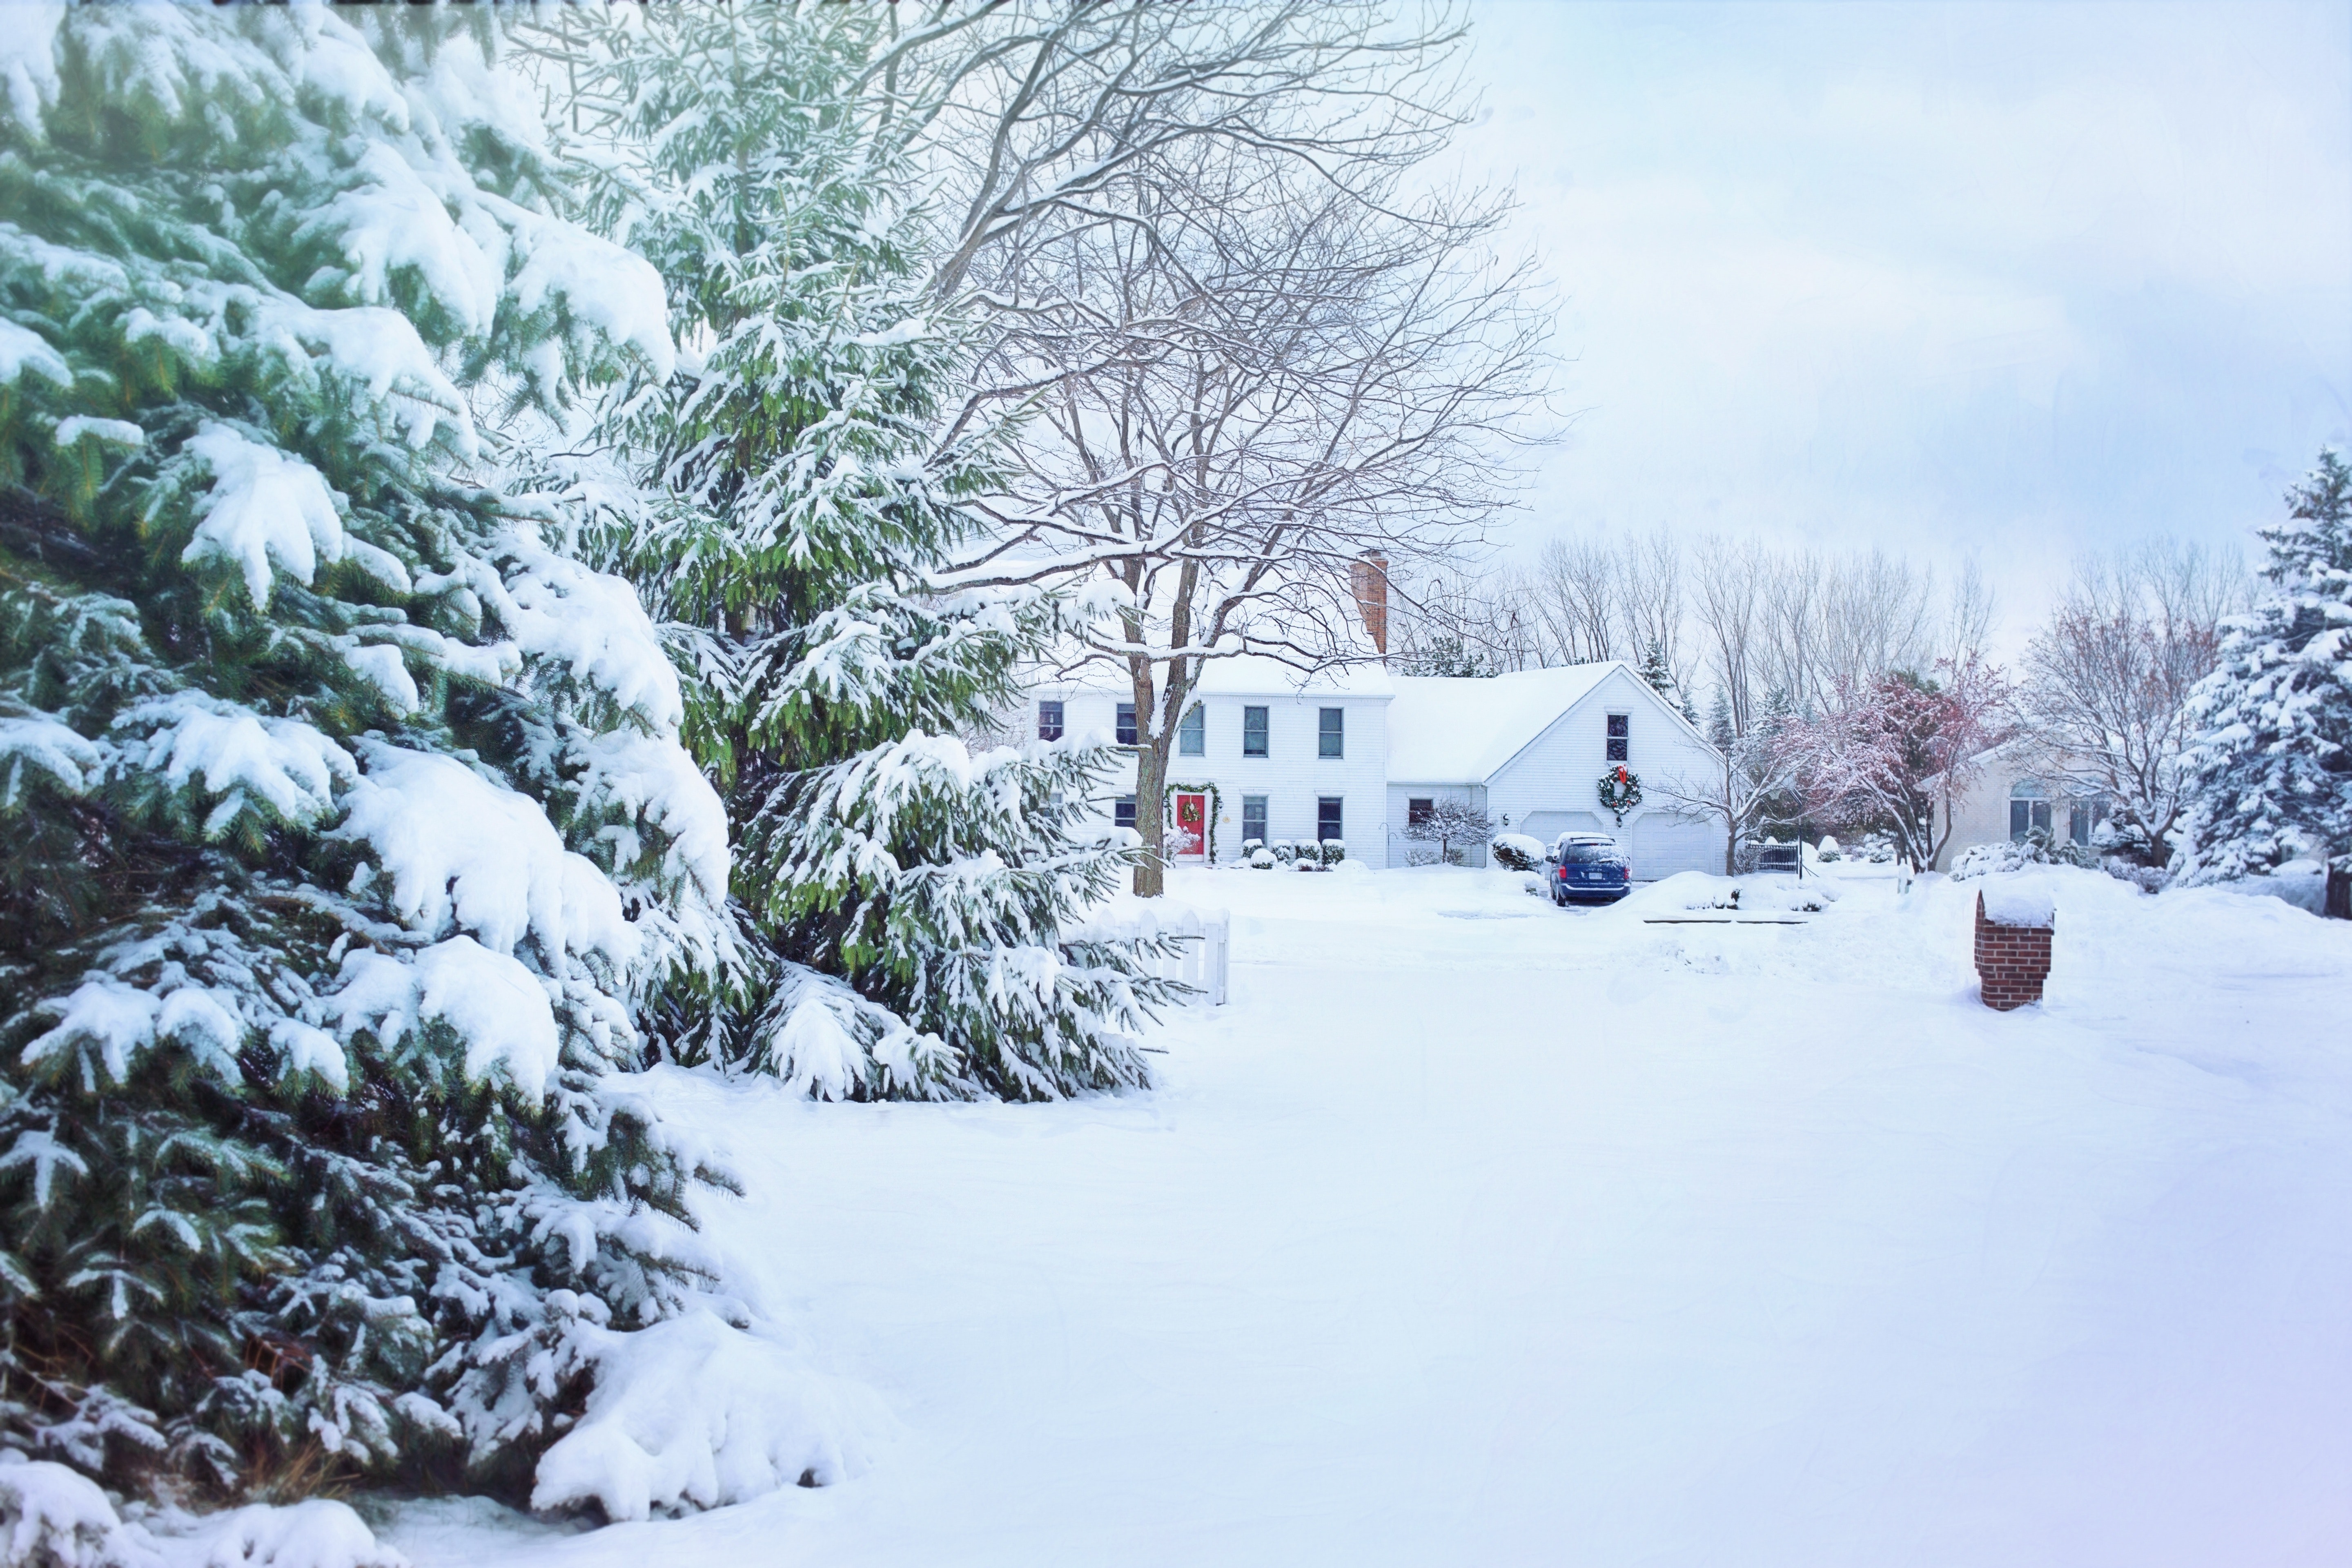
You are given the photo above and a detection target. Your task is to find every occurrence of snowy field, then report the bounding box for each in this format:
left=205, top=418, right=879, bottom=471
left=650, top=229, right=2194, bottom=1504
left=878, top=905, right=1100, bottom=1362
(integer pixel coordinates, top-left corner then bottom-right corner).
left=382, top=865, right=2352, bottom=1568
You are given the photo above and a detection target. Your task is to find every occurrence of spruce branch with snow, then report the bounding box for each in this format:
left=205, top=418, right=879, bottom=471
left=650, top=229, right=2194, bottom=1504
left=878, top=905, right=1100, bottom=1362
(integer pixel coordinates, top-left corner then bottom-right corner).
left=2181, top=448, right=2352, bottom=916
left=536, top=4, right=1174, bottom=1100
left=0, top=7, right=746, bottom=1505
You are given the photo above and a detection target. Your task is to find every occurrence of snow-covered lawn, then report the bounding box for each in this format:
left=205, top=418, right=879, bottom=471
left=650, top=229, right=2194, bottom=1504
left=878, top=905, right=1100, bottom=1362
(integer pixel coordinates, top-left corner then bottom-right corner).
left=385, top=866, right=2352, bottom=1568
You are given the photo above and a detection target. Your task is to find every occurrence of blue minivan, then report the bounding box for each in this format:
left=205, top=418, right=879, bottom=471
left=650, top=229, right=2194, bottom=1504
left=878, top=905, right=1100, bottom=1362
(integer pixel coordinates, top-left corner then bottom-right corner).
left=1549, top=834, right=1632, bottom=904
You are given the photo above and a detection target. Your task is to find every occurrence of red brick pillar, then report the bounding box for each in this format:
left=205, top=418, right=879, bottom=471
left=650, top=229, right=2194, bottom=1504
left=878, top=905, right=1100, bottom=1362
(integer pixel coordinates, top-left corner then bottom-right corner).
left=1974, top=891, right=2054, bottom=1010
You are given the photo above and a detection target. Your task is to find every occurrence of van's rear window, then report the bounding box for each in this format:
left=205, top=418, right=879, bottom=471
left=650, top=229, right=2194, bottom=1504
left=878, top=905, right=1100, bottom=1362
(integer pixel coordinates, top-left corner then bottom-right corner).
left=1560, top=844, right=1622, bottom=864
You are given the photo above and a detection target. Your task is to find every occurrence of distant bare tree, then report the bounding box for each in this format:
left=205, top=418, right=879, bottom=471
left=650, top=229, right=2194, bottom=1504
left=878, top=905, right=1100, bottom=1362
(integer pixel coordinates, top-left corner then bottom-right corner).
left=1690, top=536, right=1768, bottom=739
left=2021, top=539, right=2248, bottom=864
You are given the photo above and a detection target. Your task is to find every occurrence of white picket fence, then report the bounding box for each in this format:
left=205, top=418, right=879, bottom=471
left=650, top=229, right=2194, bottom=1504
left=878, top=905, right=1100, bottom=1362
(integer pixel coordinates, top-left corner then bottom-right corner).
left=1071, top=899, right=1229, bottom=1007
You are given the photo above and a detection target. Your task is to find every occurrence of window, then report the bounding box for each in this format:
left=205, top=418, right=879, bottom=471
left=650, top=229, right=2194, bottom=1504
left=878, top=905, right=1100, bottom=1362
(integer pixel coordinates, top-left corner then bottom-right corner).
left=1319, top=706, right=1345, bottom=758
left=2009, top=780, right=2052, bottom=840
left=1241, top=795, right=1267, bottom=844
left=2069, top=796, right=2110, bottom=847
left=1178, top=703, right=1205, bottom=757
left=1317, top=796, right=1343, bottom=843
left=1114, top=795, right=1137, bottom=831
left=1037, top=700, right=1064, bottom=742
left=1408, top=797, right=1434, bottom=826
left=1116, top=702, right=1138, bottom=746
left=1605, top=712, right=1629, bottom=762
left=1243, top=705, right=1269, bottom=757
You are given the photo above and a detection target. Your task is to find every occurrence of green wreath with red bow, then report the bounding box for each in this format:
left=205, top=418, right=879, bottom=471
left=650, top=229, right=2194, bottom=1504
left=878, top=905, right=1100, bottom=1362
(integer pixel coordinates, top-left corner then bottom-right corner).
left=1596, top=764, right=1642, bottom=825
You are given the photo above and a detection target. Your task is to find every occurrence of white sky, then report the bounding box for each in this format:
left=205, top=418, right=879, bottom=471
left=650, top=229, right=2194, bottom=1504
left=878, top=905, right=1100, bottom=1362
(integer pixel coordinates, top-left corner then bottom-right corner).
left=1450, top=0, right=2352, bottom=633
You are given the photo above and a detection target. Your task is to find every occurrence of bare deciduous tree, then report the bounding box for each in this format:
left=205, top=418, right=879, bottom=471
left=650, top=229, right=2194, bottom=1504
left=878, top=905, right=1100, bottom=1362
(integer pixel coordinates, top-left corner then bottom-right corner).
left=948, top=145, right=1549, bottom=892
left=2020, top=539, right=2247, bottom=864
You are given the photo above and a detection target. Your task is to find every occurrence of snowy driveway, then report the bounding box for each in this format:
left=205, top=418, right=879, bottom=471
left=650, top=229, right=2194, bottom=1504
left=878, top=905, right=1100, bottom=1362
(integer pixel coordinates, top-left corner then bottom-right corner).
left=388, top=866, right=2352, bottom=1568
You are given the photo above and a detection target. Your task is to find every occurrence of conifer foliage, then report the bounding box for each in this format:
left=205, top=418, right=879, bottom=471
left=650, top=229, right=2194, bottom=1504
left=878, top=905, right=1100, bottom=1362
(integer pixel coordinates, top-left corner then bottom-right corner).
left=2184, top=449, right=2352, bottom=915
left=0, top=8, right=737, bottom=1500
left=548, top=5, right=1172, bottom=1101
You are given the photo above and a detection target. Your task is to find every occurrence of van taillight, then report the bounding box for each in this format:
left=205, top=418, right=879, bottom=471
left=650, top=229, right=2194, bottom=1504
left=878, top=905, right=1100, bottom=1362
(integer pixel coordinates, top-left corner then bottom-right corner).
left=1622, top=865, right=1632, bottom=882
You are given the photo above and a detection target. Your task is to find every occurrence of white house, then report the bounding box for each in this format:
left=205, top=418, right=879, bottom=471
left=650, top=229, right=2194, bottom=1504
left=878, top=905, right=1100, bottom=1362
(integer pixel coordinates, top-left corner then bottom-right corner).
left=1385, top=664, right=1723, bottom=875
left=1026, top=656, right=1394, bottom=865
left=1023, top=657, right=1723, bottom=876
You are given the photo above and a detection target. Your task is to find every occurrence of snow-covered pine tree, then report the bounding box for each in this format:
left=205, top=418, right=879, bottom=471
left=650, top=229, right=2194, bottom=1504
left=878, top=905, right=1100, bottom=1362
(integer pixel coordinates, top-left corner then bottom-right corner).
left=2182, top=448, right=2352, bottom=916
left=543, top=5, right=1172, bottom=1100
left=1638, top=639, right=1677, bottom=701
left=0, top=8, right=739, bottom=1501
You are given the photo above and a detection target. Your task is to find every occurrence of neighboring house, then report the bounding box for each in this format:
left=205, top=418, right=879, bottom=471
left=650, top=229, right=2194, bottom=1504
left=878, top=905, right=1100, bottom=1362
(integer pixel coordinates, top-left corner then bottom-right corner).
left=1385, top=664, right=1722, bottom=875
left=1933, top=739, right=2114, bottom=870
left=1024, top=657, right=1722, bottom=875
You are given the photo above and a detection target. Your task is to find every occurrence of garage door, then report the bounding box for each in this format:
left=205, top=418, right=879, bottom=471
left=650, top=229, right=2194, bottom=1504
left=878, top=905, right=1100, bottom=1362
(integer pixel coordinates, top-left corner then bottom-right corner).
left=1519, top=810, right=1606, bottom=848
left=1628, top=811, right=1720, bottom=879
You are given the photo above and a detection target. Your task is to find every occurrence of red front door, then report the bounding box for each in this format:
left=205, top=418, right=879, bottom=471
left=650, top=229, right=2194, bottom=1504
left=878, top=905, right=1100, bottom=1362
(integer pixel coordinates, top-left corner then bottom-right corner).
left=1173, top=793, right=1206, bottom=859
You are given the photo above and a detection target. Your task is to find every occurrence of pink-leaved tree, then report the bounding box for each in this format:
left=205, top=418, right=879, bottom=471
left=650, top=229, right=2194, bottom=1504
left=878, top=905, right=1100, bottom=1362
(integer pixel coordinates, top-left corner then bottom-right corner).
left=1788, top=656, right=2014, bottom=869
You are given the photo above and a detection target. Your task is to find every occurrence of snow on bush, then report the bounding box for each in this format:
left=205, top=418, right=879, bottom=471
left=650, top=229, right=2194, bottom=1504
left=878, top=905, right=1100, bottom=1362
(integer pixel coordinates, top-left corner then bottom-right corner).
left=174, top=1500, right=405, bottom=1568
left=1614, top=871, right=1840, bottom=916
left=530, top=1312, right=881, bottom=1523
left=1489, top=833, right=1545, bottom=871
left=0, top=1457, right=149, bottom=1568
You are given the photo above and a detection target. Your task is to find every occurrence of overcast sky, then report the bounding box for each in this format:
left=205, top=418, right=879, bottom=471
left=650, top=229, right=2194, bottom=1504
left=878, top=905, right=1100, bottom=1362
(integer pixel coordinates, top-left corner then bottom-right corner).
left=1450, top=0, right=2352, bottom=633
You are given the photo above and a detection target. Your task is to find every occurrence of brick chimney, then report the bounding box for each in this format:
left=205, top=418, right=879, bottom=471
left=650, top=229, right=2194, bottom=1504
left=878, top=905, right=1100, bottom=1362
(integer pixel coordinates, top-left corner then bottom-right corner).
left=1350, top=552, right=1388, bottom=655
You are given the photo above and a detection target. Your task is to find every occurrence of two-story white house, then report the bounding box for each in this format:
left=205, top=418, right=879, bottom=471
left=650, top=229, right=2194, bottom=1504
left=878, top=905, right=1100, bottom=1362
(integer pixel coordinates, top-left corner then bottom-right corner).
left=1023, top=657, right=1723, bottom=876
left=1026, top=656, right=1394, bottom=865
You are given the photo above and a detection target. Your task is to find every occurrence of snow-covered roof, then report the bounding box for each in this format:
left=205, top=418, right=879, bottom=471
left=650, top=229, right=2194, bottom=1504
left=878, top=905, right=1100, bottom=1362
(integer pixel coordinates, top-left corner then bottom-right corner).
left=1386, top=664, right=1623, bottom=783
left=1033, top=653, right=1394, bottom=699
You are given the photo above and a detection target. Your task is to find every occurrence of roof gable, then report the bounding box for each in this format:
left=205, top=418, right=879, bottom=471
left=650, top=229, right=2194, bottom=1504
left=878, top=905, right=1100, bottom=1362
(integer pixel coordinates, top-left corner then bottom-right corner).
left=1386, top=664, right=1620, bottom=782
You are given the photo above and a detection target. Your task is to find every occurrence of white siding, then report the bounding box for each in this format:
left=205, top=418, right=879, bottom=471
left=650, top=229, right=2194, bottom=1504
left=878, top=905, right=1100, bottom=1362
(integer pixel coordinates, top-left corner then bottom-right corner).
left=1385, top=783, right=1485, bottom=866
left=1482, top=667, right=1723, bottom=880
left=1031, top=686, right=1394, bottom=867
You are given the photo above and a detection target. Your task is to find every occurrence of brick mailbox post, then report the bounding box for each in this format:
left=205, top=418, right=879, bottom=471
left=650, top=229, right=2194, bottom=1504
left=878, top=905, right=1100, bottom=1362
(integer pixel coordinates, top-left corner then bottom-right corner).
left=1974, top=884, right=2055, bottom=1010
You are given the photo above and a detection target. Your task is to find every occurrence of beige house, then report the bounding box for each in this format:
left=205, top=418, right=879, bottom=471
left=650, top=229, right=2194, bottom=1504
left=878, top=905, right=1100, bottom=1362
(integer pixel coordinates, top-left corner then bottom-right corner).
left=1934, top=739, right=2114, bottom=870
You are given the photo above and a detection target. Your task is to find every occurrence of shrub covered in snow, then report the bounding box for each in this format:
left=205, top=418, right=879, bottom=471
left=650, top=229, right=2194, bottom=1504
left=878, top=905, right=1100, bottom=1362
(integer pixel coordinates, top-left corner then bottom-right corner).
left=0, top=7, right=747, bottom=1509
left=1488, top=833, right=1545, bottom=872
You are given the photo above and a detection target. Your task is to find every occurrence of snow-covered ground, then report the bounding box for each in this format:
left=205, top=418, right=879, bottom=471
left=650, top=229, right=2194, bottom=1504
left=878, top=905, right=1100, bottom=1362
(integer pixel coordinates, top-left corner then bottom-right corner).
left=381, top=865, right=2352, bottom=1568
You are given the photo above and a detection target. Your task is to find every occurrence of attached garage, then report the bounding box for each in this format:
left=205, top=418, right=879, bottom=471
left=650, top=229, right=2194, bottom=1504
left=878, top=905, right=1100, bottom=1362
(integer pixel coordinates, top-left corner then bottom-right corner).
left=1628, top=810, right=1721, bottom=879
left=1518, top=808, right=1606, bottom=845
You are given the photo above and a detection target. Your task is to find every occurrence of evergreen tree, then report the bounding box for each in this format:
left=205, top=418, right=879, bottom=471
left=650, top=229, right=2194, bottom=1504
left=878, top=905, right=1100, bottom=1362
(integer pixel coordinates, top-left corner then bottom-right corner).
left=1638, top=639, right=1677, bottom=703
left=2183, top=449, right=2352, bottom=916
left=0, top=8, right=735, bottom=1499
left=546, top=6, right=1173, bottom=1100
left=1395, top=634, right=1497, bottom=678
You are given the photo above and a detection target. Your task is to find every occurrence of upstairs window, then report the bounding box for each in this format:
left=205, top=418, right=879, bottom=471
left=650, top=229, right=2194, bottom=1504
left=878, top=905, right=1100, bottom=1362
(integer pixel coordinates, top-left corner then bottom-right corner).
left=1317, top=795, right=1344, bottom=842
left=1116, top=702, right=1138, bottom=746
left=1038, top=700, right=1064, bottom=742
left=1243, top=705, right=1269, bottom=757
left=1605, top=713, right=1629, bottom=762
left=1408, top=797, right=1434, bottom=826
left=1114, top=795, right=1137, bottom=830
left=1178, top=702, right=1205, bottom=756
left=1319, top=706, right=1345, bottom=759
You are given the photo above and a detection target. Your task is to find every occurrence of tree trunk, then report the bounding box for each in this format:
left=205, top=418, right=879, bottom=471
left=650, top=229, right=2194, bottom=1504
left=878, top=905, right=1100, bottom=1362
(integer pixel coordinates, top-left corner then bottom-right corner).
left=1133, top=735, right=1169, bottom=898
left=2328, top=861, right=2351, bottom=921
